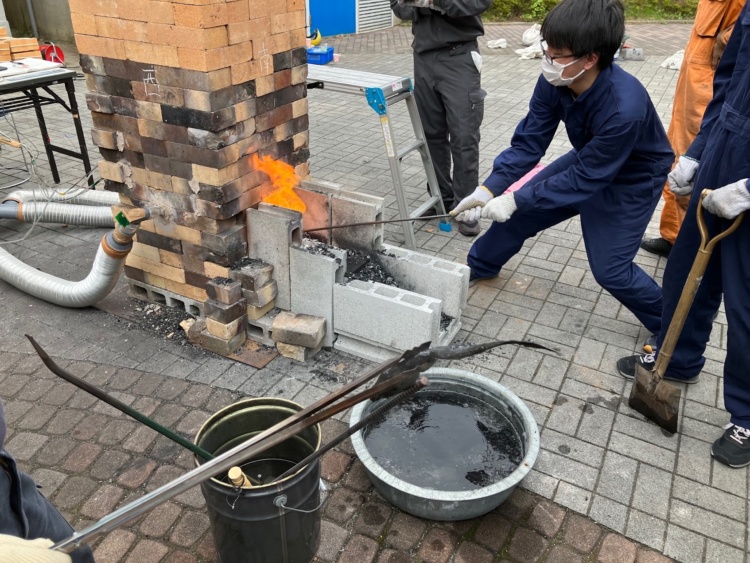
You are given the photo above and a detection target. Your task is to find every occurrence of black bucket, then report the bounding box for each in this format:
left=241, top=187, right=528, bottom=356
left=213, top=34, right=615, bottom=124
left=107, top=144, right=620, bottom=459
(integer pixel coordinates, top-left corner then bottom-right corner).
left=195, top=398, right=322, bottom=563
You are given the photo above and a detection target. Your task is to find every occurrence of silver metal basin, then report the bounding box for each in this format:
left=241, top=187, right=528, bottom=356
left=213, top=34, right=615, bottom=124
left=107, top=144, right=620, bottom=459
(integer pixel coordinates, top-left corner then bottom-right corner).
left=350, top=368, right=540, bottom=521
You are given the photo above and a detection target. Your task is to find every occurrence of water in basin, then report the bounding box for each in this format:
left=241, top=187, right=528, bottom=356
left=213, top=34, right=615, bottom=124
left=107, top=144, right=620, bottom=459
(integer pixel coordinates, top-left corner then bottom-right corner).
left=363, top=390, right=524, bottom=491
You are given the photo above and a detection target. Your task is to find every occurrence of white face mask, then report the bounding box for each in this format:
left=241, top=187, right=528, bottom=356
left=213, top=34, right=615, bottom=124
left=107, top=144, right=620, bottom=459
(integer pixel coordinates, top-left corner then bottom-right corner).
left=541, top=57, right=585, bottom=87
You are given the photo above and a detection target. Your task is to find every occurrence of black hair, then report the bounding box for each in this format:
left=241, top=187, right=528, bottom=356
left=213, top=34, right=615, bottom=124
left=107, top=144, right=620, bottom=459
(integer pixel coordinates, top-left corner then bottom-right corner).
left=541, top=0, right=625, bottom=69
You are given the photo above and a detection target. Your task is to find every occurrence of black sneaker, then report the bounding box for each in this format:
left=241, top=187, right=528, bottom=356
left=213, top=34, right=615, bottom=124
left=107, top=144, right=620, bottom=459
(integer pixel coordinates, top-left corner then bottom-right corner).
left=640, top=237, right=672, bottom=258
left=616, top=354, right=700, bottom=384
left=419, top=206, right=439, bottom=218
left=711, top=423, right=750, bottom=468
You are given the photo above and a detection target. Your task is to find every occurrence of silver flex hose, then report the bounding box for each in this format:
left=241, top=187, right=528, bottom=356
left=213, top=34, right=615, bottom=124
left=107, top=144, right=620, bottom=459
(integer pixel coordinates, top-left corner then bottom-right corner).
left=4, top=188, right=120, bottom=206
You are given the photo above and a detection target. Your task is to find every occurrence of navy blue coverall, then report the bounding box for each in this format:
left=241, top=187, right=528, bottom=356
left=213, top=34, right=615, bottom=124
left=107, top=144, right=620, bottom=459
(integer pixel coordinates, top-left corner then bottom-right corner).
left=0, top=401, right=94, bottom=563
left=468, top=64, right=674, bottom=334
left=655, top=2, right=750, bottom=426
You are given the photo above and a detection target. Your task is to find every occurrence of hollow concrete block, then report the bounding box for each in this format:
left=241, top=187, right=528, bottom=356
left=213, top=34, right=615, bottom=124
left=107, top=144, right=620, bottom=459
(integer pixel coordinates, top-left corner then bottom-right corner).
left=378, top=243, right=470, bottom=318
left=289, top=245, right=346, bottom=347
left=333, top=280, right=441, bottom=351
left=246, top=203, right=302, bottom=310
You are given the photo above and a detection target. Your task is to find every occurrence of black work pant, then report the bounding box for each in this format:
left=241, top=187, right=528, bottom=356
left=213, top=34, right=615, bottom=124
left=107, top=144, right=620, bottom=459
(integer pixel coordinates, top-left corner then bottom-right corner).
left=413, top=41, right=486, bottom=210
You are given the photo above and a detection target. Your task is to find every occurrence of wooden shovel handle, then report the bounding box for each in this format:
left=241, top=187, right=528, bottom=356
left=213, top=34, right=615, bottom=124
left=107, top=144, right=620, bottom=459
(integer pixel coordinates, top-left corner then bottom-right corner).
left=654, top=190, right=744, bottom=377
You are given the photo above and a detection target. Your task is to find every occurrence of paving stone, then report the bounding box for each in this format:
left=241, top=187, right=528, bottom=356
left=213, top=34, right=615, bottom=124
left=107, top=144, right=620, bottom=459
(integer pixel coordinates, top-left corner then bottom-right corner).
left=385, top=512, right=426, bottom=550
left=321, top=450, right=352, bottom=483
left=631, top=464, right=673, bottom=520
left=125, top=539, right=170, bottom=563
left=5, top=431, right=47, bottom=460
left=81, top=484, right=124, bottom=519
left=663, top=524, right=705, bottom=563
left=589, top=495, right=628, bottom=534
left=625, top=509, right=666, bottom=552
left=554, top=482, right=592, bottom=514
left=635, top=549, right=674, bottom=563
left=323, top=487, right=365, bottom=524
left=528, top=499, right=566, bottom=538
left=704, top=539, right=745, bottom=563
left=417, top=527, right=457, bottom=563
left=376, top=549, right=413, bottom=563
left=669, top=499, right=744, bottom=547
left=63, top=442, right=102, bottom=473
left=563, top=513, right=602, bottom=553
left=169, top=511, right=211, bottom=548
left=507, top=527, right=549, bottom=563
left=140, top=502, right=183, bottom=538
left=93, top=529, right=137, bottom=562
left=473, top=513, right=511, bottom=551
left=454, top=541, right=494, bottom=563
left=598, top=533, right=638, bottom=563
left=596, top=451, right=638, bottom=504
left=118, top=458, right=159, bottom=489
left=339, top=534, right=379, bottom=563
left=546, top=545, right=586, bottom=562
left=353, top=502, right=393, bottom=538
left=496, top=488, right=537, bottom=521
left=317, top=519, right=349, bottom=561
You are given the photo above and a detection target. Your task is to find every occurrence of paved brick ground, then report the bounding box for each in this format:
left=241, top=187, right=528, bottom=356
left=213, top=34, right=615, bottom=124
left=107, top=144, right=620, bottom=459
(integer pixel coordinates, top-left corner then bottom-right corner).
left=0, top=21, right=743, bottom=563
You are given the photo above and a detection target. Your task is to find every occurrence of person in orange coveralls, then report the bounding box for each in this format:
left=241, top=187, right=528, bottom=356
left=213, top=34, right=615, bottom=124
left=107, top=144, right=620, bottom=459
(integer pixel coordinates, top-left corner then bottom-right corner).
left=640, top=0, right=745, bottom=258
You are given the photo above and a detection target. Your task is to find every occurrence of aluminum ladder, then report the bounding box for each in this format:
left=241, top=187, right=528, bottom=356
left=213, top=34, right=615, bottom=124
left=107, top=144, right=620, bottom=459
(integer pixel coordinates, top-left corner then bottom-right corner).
left=307, top=65, right=448, bottom=250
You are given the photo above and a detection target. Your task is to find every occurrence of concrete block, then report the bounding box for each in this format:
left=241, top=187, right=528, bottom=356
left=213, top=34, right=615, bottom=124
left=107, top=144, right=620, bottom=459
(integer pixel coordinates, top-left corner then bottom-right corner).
left=206, top=277, right=242, bottom=304
left=333, top=280, right=441, bottom=351
left=126, top=280, right=203, bottom=316
left=437, top=317, right=462, bottom=347
left=242, top=280, right=278, bottom=307
left=204, top=298, right=247, bottom=324
left=229, top=260, right=274, bottom=291
left=246, top=203, right=303, bottom=310
left=247, top=308, right=281, bottom=347
left=199, top=329, right=246, bottom=356
left=378, top=243, right=470, bottom=318
left=206, top=315, right=246, bottom=340
left=277, top=341, right=323, bottom=363
left=248, top=300, right=275, bottom=321
left=289, top=245, right=346, bottom=347
left=272, top=311, right=326, bottom=348
left=300, top=179, right=384, bottom=252
left=333, top=334, right=400, bottom=364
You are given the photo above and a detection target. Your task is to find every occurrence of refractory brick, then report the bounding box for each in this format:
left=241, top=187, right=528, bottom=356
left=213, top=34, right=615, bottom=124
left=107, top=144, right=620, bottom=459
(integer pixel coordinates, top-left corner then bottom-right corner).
left=229, top=260, right=274, bottom=291
left=271, top=311, right=325, bottom=349
left=242, top=280, right=278, bottom=307
left=333, top=280, right=441, bottom=351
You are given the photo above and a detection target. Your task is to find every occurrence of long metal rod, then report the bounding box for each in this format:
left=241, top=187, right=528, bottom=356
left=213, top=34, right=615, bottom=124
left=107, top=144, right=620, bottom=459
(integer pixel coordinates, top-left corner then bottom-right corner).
left=305, top=214, right=452, bottom=232
left=276, top=377, right=428, bottom=482
left=50, top=355, right=421, bottom=553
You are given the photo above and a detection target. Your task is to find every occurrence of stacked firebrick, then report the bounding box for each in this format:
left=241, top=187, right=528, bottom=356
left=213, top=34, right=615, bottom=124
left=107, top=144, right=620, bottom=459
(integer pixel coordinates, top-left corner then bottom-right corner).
left=69, top=0, right=310, bottom=323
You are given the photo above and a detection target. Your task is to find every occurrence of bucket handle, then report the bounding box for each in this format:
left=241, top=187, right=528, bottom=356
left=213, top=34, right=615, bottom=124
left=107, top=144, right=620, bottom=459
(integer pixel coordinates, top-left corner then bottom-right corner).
left=273, top=494, right=325, bottom=514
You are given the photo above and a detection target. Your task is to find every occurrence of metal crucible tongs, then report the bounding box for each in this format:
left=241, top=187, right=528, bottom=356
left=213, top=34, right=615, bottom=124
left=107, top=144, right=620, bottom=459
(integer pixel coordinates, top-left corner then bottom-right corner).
left=49, top=338, right=550, bottom=553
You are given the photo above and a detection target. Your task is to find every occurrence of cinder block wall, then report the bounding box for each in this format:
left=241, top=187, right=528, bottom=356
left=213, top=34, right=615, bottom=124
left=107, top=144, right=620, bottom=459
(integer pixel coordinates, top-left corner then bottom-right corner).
left=69, top=0, right=310, bottom=305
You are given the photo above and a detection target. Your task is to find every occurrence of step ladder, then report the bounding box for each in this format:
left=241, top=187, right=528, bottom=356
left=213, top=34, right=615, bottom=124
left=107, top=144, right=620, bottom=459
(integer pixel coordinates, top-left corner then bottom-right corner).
left=307, top=65, right=449, bottom=250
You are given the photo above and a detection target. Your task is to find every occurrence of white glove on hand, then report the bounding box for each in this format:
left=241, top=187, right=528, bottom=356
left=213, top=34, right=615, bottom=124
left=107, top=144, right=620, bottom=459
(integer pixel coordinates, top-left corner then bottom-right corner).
left=481, top=192, right=517, bottom=223
left=451, top=186, right=494, bottom=223
left=702, top=179, right=750, bottom=219
left=668, top=156, right=700, bottom=196
left=0, top=534, right=72, bottom=563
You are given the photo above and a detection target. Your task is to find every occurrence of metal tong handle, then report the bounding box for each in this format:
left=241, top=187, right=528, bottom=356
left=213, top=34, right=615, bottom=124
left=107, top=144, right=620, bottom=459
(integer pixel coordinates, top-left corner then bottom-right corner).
left=50, top=346, right=431, bottom=553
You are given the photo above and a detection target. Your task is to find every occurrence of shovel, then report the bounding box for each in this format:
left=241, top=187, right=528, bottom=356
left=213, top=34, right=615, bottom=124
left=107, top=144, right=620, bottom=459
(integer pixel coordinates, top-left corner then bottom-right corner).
left=629, top=190, right=744, bottom=434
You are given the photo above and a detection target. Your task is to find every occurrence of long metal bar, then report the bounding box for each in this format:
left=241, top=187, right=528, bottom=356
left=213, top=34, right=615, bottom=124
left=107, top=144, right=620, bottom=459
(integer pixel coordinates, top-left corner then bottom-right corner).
left=305, top=214, right=452, bottom=232
left=50, top=367, right=419, bottom=553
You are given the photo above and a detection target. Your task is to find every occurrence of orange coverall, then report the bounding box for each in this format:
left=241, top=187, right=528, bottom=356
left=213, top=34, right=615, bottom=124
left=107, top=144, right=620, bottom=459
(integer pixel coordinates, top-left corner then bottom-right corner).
left=659, top=0, right=745, bottom=244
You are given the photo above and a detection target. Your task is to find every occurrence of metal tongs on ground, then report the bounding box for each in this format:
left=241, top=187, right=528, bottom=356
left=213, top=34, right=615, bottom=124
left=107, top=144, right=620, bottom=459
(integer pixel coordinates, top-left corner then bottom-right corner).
left=48, top=338, right=550, bottom=554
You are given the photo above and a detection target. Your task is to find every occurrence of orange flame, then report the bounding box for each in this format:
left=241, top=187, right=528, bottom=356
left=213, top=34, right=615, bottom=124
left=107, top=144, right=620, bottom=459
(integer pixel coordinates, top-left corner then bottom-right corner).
left=253, top=154, right=306, bottom=213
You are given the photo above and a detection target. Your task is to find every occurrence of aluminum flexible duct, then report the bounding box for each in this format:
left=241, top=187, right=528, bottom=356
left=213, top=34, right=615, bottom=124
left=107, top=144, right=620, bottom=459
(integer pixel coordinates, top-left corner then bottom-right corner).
left=0, top=209, right=149, bottom=308
left=0, top=202, right=114, bottom=228
left=4, top=189, right=120, bottom=206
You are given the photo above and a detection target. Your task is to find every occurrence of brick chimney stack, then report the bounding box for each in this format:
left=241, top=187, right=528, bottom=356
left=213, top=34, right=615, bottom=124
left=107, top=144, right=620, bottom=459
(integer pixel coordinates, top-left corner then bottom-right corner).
left=69, top=0, right=310, bottom=308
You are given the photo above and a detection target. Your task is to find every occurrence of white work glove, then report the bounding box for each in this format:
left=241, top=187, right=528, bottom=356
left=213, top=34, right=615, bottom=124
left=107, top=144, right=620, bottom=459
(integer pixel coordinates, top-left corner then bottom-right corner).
left=450, top=186, right=494, bottom=223
left=481, top=192, right=518, bottom=223
left=702, top=179, right=750, bottom=219
left=668, top=156, right=700, bottom=196
left=0, top=534, right=72, bottom=563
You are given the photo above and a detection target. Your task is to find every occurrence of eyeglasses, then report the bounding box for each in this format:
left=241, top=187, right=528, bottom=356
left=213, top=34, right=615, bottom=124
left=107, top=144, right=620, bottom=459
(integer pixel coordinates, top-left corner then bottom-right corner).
left=540, top=41, right=577, bottom=65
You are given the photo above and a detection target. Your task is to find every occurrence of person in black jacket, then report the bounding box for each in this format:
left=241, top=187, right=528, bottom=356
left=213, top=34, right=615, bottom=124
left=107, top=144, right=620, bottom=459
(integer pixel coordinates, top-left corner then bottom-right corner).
left=390, top=0, right=492, bottom=237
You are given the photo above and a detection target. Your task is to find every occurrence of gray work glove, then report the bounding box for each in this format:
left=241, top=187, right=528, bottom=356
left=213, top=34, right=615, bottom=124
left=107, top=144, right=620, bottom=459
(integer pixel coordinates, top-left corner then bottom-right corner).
left=481, top=192, right=518, bottom=223
left=702, top=179, right=750, bottom=219
left=668, top=156, right=700, bottom=196
left=450, top=186, right=494, bottom=223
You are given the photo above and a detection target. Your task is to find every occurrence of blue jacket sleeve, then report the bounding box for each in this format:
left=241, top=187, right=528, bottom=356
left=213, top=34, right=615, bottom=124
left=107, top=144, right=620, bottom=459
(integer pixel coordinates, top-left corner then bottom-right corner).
left=483, top=78, right=560, bottom=195
left=513, top=119, right=642, bottom=212
left=686, top=2, right=746, bottom=160
left=433, top=0, right=493, bottom=17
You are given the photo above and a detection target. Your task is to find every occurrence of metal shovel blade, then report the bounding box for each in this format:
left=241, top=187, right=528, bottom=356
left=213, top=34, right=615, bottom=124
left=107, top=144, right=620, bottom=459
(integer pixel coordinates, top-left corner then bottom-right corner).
left=628, top=361, right=680, bottom=435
